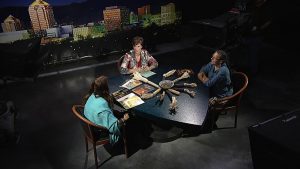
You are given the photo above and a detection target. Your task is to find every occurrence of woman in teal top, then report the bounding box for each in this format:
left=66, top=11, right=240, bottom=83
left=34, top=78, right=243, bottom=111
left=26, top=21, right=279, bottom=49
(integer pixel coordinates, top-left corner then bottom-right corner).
left=83, top=76, right=129, bottom=145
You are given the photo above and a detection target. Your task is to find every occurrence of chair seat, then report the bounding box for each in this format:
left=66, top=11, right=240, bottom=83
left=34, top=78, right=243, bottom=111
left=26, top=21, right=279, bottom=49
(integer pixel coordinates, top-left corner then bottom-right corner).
left=93, top=130, right=110, bottom=141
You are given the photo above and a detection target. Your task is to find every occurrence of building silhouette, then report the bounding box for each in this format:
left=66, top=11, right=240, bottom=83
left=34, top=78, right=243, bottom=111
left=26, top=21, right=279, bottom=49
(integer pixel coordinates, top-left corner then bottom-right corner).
left=138, top=5, right=151, bottom=18
left=103, top=6, right=129, bottom=31
left=161, top=3, right=176, bottom=25
left=73, top=27, right=92, bottom=41
left=28, top=0, right=56, bottom=33
left=1, top=15, right=22, bottom=32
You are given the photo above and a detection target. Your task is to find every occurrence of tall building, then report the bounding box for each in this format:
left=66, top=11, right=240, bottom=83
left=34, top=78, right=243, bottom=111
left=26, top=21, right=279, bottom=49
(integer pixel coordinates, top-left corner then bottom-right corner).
left=138, top=5, right=151, bottom=17
left=28, top=0, right=56, bottom=32
left=103, top=6, right=129, bottom=31
left=161, top=3, right=176, bottom=25
left=1, top=15, right=22, bottom=32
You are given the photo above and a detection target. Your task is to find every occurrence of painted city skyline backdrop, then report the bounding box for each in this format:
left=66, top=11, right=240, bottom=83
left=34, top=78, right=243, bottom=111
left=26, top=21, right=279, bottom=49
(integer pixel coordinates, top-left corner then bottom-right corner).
left=0, top=0, right=179, bottom=8
left=0, top=0, right=237, bottom=67
left=0, top=0, right=182, bottom=44
left=0, top=0, right=86, bottom=7
left=0, top=0, right=182, bottom=26
left=0, top=0, right=233, bottom=29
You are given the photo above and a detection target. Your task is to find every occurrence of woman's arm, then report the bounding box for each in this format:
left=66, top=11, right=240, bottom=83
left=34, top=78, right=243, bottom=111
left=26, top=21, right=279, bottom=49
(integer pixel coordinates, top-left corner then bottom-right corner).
left=120, top=54, right=132, bottom=74
left=145, top=50, right=158, bottom=71
left=120, top=54, right=144, bottom=74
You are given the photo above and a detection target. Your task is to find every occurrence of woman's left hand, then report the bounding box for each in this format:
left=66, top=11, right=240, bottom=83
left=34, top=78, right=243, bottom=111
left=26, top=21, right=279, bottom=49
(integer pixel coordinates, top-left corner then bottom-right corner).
left=141, top=66, right=151, bottom=72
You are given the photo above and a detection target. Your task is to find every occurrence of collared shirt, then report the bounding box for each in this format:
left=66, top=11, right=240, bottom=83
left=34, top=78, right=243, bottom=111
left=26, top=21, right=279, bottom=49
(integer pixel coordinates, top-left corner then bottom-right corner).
left=120, top=49, right=158, bottom=74
left=200, top=63, right=233, bottom=98
left=84, top=94, right=120, bottom=145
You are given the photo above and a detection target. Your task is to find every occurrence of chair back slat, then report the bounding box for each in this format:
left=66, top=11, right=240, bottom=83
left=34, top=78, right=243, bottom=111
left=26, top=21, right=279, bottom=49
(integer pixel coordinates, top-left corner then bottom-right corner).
left=208, top=71, right=248, bottom=129
left=76, top=106, right=94, bottom=139
left=231, top=72, right=248, bottom=106
left=72, top=105, right=109, bottom=142
left=214, top=72, right=248, bottom=108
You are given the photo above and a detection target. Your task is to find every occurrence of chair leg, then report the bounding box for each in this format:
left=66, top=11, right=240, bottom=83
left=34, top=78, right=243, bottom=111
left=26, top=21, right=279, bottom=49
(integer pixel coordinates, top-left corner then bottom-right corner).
left=85, top=136, right=88, bottom=152
left=93, top=143, right=98, bottom=168
left=122, top=126, right=128, bottom=158
left=234, top=109, right=238, bottom=128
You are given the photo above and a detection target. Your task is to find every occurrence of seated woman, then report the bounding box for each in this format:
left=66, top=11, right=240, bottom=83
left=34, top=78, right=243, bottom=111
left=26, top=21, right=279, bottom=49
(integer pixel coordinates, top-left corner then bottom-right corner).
left=83, top=76, right=129, bottom=145
left=198, top=50, right=233, bottom=129
left=120, top=36, right=158, bottom=74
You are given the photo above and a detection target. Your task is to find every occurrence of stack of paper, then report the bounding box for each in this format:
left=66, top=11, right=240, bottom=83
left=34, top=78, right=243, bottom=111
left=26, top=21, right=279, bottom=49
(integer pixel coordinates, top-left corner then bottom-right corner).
left=121, top=79, right=142, bottom=89
left=116, top=93, right=144, bottom=109
left=140, top=70, right=156, bottom=78
left=132, top=83, right=156, bottom=96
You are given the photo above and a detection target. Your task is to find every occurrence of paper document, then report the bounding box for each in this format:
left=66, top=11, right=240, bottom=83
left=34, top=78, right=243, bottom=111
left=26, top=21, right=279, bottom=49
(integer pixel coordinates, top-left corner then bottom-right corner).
left=120, top=79, right=142, bottom=89
left=132, top=83, right=156, bottom=96
left=117, top=93, right=144, bottom=109
left=140, top=71, right=156, bottom=78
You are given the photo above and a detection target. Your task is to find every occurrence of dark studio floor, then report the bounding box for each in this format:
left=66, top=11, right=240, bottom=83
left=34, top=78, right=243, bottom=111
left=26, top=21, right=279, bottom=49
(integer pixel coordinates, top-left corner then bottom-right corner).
left=1, top=26, right=300, bottom=169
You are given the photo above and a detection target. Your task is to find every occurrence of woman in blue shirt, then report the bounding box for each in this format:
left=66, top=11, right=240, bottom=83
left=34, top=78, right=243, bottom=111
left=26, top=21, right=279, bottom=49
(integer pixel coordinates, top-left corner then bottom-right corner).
left=83, top=76, right=129, bottom=145
left=198, top=50, right=233, bottom=129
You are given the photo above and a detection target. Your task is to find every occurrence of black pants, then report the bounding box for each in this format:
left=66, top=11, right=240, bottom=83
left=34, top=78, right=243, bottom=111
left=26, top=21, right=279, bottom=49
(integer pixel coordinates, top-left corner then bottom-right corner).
left=201, top=108, right=220, bottom=133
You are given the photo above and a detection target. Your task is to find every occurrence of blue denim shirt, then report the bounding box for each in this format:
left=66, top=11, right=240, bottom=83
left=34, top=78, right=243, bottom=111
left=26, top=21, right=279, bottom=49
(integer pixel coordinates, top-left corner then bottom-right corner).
left=84, top=94, right=120, bottom=145
left=200, top=63, right=233, bottom=98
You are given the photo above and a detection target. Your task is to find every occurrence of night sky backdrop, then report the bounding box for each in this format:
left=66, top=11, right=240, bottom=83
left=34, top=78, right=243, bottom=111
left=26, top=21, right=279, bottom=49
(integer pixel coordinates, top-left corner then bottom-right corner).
left=0, top=0, right=86, bottom=7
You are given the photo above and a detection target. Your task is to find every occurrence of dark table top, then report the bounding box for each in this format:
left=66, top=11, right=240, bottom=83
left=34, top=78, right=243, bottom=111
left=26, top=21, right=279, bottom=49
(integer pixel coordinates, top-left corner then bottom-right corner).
left=109, top=67, right=209, bottom=126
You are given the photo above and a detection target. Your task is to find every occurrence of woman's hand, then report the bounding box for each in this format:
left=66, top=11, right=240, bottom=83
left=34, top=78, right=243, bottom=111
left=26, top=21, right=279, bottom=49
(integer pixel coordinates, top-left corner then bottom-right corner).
left=141, top=66, right=151, bottom=72
left=129, top=67, right=139, bottom=74
left=123, top=113, right=130, bottom=121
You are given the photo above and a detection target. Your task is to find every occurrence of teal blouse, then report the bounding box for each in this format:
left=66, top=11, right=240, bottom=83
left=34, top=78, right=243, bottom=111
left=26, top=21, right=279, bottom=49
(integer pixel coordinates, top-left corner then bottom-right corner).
left=84, top=94, right=120, bottom=145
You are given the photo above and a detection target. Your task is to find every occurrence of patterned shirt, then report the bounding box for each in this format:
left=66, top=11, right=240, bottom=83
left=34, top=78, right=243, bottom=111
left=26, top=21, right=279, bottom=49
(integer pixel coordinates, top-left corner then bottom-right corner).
left=120, top=49, right=158, bottom=74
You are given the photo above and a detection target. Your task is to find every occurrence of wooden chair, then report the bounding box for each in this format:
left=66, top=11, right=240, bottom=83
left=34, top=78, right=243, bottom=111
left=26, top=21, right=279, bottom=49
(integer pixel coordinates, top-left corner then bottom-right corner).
left=210, top=71, right=249, bottom=128
left=71, top=105, right=128, bottom=168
